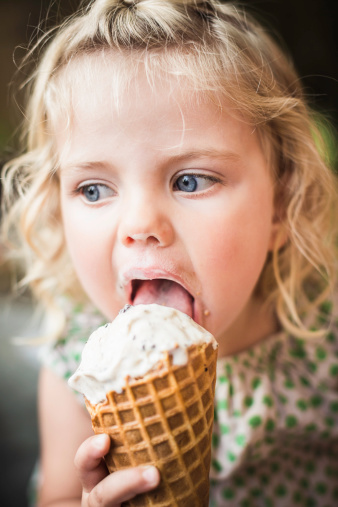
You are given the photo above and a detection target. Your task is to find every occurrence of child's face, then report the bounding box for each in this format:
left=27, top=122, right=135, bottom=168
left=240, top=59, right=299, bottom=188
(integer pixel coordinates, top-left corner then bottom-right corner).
left=57, top=56, right=277, bottom=351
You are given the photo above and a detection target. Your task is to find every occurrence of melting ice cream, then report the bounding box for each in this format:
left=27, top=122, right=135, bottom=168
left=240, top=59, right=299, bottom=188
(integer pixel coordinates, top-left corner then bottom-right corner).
left=68, top=303, right=217, bottom=404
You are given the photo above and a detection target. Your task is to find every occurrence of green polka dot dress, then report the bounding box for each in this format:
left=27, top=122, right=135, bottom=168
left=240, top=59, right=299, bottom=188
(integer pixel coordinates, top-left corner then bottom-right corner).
left=40, top=300, right=107, bottom=403
left=210, top=300, right=338, bottom=506
left=41, top=298, right=338, bottom=506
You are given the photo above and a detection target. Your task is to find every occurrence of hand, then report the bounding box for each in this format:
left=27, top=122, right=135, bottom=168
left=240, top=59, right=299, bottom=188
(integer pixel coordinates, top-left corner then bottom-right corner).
left=75, top=434, right=160, bottom=507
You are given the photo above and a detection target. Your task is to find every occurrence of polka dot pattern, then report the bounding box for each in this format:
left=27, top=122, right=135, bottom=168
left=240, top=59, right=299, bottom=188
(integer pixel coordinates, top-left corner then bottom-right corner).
left=41, top=297, right=338, bottom=506
left=211, top=299, right=338, bottom=505
left=40, top=299, right=106, bottom=403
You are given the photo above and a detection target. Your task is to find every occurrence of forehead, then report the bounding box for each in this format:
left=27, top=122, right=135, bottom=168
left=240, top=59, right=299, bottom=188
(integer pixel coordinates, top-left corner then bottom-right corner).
left=48, top=50, right=272, bottom=171
left=48, top=50, right=215, bottom=118
left=47, top=50, right=227, bottom=141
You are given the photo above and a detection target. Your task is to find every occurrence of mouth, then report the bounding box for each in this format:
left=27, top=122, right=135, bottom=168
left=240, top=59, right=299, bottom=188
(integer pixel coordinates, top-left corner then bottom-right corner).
left=129, top=278, right=195, bottom=319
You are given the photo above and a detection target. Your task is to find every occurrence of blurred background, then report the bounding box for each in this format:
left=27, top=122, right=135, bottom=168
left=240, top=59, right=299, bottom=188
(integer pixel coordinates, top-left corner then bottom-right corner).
left=0, top=0, right=337, bottom=506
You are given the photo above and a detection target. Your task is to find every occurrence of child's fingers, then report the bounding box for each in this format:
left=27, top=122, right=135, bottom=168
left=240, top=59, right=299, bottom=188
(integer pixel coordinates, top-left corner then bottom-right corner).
left=75, top=433, right=111, bottom=492
left=85, top=465, right=160, bottom=507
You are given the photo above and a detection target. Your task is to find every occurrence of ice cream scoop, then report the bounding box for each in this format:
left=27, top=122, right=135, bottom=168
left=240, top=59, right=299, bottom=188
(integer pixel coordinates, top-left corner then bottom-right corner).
left=68, top=303, right=217, bottom=404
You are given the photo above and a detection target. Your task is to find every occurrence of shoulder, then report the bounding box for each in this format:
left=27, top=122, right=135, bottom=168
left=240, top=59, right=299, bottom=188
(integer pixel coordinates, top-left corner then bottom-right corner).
left=40, top=298, right=107, bottom=390
left=265, top=294, right=338, bottom=392
left=296, top=293, right=338, bottom=382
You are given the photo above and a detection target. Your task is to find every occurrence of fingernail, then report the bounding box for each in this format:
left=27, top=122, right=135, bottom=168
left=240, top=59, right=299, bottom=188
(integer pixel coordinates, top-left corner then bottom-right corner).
left=142, top=466, right=159, bottom=486
left=93, top=433, right=107, bottom=449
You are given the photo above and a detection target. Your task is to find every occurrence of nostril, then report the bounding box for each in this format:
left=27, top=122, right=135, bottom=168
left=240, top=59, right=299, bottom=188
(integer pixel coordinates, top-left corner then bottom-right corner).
left=121, top=220, right=174, bottom=248
left=125, top=236, right=134, bottom=246
left=131, top=233, right=152, bottom=241
left=146, top=236, right=160, bottom=246
left=125, top=233, right=160, bottom=246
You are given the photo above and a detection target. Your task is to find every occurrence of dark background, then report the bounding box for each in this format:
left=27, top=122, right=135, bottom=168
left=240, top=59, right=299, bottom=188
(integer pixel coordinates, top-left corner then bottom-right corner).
left=0, top=1, right=337, bottom=506
left=0, top=0, right=337, bottom=160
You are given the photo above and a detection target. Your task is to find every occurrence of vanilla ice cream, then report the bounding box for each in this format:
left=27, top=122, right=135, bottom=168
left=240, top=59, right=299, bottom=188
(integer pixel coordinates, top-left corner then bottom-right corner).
left=68, top=303, right=217, bottom=404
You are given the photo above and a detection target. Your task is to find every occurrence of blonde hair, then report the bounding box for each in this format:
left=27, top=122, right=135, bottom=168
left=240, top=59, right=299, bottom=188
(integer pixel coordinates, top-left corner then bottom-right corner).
left=2, top=0, right=337, bottom=338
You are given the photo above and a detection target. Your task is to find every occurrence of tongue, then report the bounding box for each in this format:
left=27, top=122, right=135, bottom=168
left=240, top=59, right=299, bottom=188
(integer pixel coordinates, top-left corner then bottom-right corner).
left=132, top=279, right=194, bottom=318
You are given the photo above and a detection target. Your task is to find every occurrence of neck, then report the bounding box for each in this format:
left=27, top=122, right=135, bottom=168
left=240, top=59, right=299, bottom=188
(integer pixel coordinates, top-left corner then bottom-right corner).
left=217, top=296, right=280, bottom=358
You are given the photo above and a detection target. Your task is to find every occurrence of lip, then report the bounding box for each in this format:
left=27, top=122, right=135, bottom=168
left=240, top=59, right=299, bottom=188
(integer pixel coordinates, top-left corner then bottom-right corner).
left=118, top=267, right=202, bottom=324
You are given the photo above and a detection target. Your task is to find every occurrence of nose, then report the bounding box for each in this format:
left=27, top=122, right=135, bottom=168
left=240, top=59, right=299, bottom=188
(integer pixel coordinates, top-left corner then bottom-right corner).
left=118, top=197, right=175, bottom=248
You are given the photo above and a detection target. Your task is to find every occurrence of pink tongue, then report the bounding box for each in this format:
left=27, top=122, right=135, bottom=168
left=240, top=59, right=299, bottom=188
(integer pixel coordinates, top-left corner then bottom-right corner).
left=132, top=279, right=193, bottom=318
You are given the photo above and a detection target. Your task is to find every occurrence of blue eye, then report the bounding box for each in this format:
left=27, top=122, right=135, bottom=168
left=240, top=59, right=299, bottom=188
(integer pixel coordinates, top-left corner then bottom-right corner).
left=174, top=174, right=217, bottom=193
left=83, top=185, right=100, bottom=202
left=175, top=175, right=197, bottom=192
left=80, top=184, right=114, bottom=202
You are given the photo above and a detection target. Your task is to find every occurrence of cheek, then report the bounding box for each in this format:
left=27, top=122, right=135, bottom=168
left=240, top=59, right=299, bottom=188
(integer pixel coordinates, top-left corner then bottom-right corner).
left=62, top=209, right=88, bottom=261
left=64, top=221, right=96, bottom=288
left=61, top=202, right=110, bottom=289
left=188, top=199, right=274, bottom=290
left=62, top=213, right=118, bottom=317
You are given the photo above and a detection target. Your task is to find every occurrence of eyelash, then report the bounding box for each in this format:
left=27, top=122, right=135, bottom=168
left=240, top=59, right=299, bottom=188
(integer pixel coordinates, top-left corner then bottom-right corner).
left=73, top=183, right=115, bottom=203
left=72, top=172, right=221, bottom=203
left=173, top=173, right=221, bottom=193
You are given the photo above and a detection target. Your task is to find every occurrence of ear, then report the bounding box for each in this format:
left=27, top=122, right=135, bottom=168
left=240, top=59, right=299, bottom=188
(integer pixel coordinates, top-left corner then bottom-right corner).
left=268, top=180, right=289, bottom=253
left=268, top=165, right=291, bottom=252
left=268, top=218, right=288, bottom=252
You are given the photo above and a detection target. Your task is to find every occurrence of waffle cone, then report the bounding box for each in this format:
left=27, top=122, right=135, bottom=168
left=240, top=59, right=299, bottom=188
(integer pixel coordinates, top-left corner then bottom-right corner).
left=85, top=341, right=218, bottom=506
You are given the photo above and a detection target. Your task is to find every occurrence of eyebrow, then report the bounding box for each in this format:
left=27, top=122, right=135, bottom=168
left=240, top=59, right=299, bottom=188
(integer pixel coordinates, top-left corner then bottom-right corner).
left=60, top=160, right=113, bottom=172
left=60, top=149, right=242, bottom=172
left=163, top=149, right=242, bottom=165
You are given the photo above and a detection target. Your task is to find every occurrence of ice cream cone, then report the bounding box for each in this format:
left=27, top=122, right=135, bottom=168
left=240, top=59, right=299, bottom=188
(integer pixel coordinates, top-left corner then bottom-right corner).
left=85, top=341, right=217, bottom=506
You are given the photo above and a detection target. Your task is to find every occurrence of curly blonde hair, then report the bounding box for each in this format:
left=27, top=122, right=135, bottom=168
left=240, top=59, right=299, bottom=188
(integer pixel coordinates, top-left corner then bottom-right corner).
left=2, top=0, right=337, bottom=338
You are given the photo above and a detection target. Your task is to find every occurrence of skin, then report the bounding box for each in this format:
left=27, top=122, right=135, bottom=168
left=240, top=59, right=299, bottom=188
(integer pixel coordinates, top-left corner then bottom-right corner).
left=38, top=367, right=160, bottom=507
left=39, top=53, right=281, bottom=506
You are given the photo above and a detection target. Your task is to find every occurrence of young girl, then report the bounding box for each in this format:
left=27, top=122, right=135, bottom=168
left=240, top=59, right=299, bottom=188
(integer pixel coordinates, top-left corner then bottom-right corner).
left=2, top=0, right=337, bottom=505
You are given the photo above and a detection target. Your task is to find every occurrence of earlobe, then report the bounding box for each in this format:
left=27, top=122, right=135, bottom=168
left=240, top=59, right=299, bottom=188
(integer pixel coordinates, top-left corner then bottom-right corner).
left=268, top=220, right=288, bottom=252
left=269, top=180, right=289, bottom=252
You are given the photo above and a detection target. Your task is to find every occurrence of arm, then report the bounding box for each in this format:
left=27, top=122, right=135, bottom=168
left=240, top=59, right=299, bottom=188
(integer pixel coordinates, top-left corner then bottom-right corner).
left=38, top=366, right=92, bottom=506
left=37, top=367, right=160, bottom=507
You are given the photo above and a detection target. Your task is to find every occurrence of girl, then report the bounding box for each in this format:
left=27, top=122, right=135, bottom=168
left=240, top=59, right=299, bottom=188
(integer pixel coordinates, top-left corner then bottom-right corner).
left=2, top=0, right=337, bottom=505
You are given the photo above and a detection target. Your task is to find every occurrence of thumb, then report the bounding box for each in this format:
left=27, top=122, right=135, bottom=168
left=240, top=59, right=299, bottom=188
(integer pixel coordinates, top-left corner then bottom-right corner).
left=75, top=433, right=111, bottom=493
